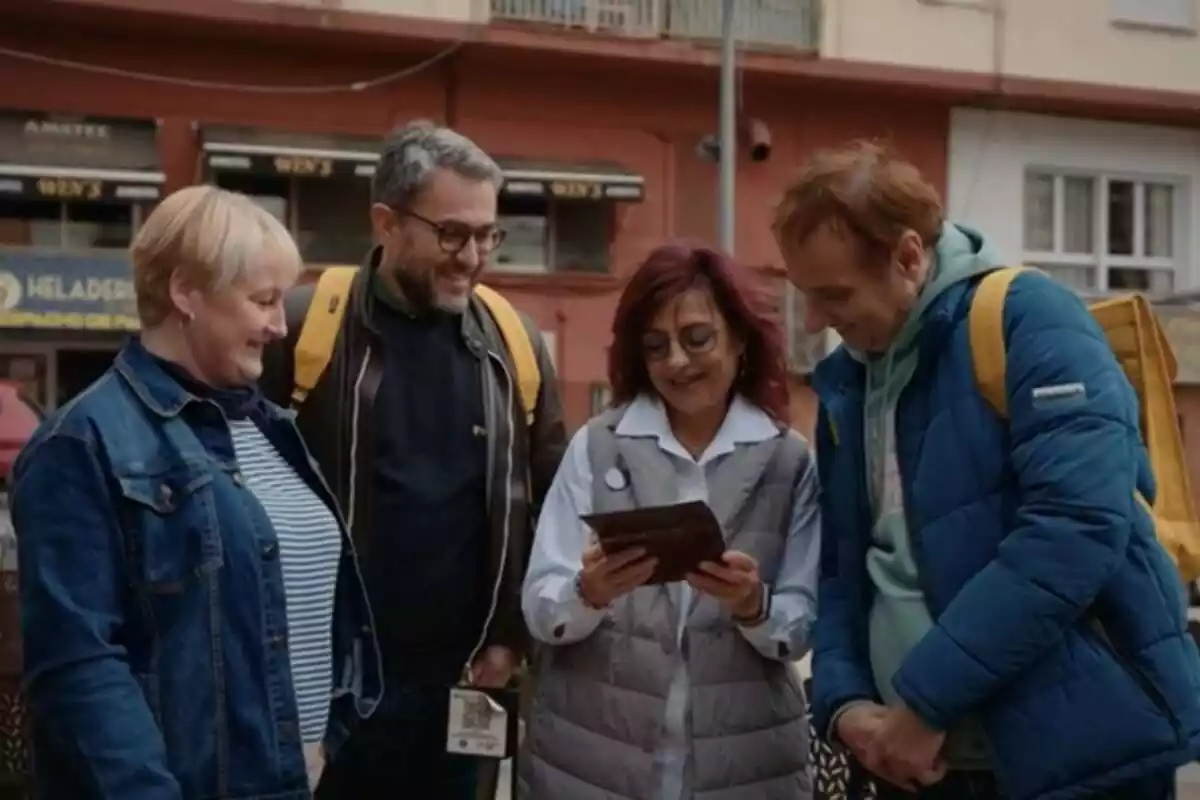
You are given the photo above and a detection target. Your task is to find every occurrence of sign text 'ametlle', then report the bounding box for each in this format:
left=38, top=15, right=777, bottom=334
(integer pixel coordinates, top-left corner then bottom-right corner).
left=23, top=119, right=111, bottom=140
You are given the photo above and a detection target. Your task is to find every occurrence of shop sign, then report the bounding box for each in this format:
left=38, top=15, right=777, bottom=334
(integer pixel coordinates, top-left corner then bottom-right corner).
left=498, top=158, right=645, bottom=203
left=0, top=175, right=160, bottom=203
left=0, top=112, right=159, bottom=172
left=0, top=250, right=138, bottom=331
left=501, top=175, right=645, bottom=202
left=204, top=150, right=373, bottom=180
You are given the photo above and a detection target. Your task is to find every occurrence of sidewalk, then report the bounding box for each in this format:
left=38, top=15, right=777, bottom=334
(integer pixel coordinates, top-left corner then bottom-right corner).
left=496, top=759, right=512, bottom=800
left=493, top=756, right=1200, bottom=798
left=1180, top=762, right=1200, bottom=799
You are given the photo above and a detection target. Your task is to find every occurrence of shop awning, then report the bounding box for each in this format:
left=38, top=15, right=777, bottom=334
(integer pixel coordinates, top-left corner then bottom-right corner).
left=202, top=126, right=380, bottom=180
left=0, top=112, right=163, bottom=202
left=499, top=158, right=645, bottom=203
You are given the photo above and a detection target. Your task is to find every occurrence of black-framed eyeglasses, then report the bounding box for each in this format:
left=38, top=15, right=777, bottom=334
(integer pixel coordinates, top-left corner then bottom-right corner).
left=398, top=208, right=506, bottom=255
left=641, top=323, right=719, bottom=361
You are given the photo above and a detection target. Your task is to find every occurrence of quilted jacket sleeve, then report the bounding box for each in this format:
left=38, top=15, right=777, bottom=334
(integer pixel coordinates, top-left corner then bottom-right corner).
left=892, top=270, right=1144, bottom=729
left=810, top=403, right=881, bottom=739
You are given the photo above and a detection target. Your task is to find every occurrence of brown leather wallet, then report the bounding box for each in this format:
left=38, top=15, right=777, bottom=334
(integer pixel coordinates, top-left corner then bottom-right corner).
left=581, top=501, right=727, bottom=585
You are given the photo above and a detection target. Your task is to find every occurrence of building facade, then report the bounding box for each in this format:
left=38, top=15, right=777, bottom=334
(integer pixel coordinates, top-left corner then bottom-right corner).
left=0, top=0, right=952, bottom=431
left=4, top=0, right=1200, bottom=438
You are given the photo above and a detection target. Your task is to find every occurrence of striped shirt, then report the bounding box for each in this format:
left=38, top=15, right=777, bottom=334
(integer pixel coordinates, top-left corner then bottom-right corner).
left=229, top=418, right=342, bottom=744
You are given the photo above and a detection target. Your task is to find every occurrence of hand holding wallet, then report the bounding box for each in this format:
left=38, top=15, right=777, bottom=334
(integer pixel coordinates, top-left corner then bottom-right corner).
left=576, top=543, right=658, bottom=608
left=581, top=501, right=727, bottom=585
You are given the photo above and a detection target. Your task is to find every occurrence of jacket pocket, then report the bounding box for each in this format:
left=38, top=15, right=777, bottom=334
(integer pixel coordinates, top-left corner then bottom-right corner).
left=117, top=460, right=223, bottom=594
left=1082, top=614, right=1183, bottom=742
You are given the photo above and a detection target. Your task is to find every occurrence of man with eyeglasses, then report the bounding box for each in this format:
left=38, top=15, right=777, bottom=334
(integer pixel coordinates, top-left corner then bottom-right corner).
left=261, top=120, right=566, bottom=799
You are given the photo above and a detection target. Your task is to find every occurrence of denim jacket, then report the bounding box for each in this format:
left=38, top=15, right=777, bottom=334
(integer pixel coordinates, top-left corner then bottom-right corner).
left=11, top=340, right=383, bottom=799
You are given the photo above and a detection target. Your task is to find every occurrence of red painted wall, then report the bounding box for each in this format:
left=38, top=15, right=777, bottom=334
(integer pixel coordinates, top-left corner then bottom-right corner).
left=0, top=19, right=951, bottom=429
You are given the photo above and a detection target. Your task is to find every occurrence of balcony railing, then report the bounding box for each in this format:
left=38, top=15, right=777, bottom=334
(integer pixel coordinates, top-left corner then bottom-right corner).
left=489, top=0, right=662, bottom=37
left=489, top=0, right=820, bottom=52
left=664, top=0, right=818, bottom=52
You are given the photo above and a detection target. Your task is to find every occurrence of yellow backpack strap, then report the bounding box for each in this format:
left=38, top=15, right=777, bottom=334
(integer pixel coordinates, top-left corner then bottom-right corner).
left=291, top=266, right=358, bottom=409
left=968, top=267, right=1030, bottom=418
left=474, top=284, right=541, bottom=426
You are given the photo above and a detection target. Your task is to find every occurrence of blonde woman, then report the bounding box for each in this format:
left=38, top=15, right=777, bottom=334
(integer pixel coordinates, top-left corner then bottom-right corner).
left=11, top=186, right=381, bottom=799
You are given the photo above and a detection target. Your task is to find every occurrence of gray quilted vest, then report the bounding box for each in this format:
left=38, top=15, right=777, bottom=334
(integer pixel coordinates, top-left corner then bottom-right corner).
left=519, top=407, right=813, bottom=800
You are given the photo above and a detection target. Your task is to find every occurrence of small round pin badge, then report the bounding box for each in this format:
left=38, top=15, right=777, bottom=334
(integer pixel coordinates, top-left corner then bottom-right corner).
left=604, top=467, right=628, bottom=491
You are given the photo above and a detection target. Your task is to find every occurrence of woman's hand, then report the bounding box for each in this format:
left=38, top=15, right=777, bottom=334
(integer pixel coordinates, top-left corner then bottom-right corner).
left=577, top=544, right=658, bottom=608
left=686, top=551, right=765, bottom=621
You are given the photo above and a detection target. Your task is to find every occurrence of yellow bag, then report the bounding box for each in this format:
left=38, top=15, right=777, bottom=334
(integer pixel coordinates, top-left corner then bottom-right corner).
left=968, top=267, right=1200, bottom=582
left=290, top=267, right=541, bottom=425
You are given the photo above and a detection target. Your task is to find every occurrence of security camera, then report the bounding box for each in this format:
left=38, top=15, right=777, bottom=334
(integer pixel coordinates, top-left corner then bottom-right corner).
left=743, top=118, right=772, bottom=162
left=696, top=134, right=720, bottom=162
left=695, top=119, right=772, bottom=163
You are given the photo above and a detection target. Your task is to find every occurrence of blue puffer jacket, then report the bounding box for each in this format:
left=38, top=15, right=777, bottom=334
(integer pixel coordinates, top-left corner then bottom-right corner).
left=810, top=268, right=1200, bottom=800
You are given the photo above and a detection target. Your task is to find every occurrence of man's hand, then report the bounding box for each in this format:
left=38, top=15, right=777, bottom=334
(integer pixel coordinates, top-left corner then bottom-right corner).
left=834, top=702, right=890, bottom=777
left=872, top=703, right=947, bottom=789
left=469, top=645, right=518, bottom=689
left=577, top=544, right=657, bottom=608
left=686, top=551, right=764, bottom=620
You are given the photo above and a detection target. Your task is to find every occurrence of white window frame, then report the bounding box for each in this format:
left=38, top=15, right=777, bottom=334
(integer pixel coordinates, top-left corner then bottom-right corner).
left=1021, top=168, right=1184, bottom=296
left=589, top=382, right=612, bottom=414
left=539, top=330, right=557, bottom=371
left=1109, top=0, right=1195, bottom=32
left=782, top=283, right=841, bottom=373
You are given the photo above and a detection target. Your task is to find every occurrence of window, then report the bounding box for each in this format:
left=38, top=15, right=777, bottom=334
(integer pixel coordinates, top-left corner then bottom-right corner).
left=1110, top=0, right=1194, bottom=31
left=494, top=196, right=609, bottom=273
left=589, top=382, right=612, bottom=414
left=0, top=195, right=136, bottom=250
left=215, top=172, right=372, bottom=265
left=1021, top=170, right=1181, bottom=295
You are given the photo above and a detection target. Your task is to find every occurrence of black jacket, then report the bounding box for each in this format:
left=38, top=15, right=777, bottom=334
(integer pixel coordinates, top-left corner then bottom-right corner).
left=260, top=248, right=567, bottom=663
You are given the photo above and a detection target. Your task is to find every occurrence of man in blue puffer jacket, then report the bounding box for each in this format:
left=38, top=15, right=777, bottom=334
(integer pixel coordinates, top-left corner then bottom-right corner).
left=774, top=140, right=1200, bottom=800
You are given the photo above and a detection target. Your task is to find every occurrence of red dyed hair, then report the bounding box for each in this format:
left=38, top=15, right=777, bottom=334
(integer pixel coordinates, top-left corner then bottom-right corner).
left=608, top=243, right=790, bottom=423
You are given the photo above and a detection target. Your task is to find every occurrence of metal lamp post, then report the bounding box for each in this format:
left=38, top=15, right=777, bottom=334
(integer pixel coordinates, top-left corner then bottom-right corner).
left=717, top=0, right=736, bottom=252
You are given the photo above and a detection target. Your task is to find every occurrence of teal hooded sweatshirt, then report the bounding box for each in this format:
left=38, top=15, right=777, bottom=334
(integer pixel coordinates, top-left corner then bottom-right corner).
left=860, top=221, right=1001, bottom=766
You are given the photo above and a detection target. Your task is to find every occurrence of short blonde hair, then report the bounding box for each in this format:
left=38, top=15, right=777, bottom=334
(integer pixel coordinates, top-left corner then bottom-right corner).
left=773, top=139, right=943, bottom=269
left=131, top=185, right=302, bottom=327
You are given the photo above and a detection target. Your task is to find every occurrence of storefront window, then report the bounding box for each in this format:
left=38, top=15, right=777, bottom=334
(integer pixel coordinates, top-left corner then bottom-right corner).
left=0, top=196, right=135, bottom=250
left=0, top=198, right=59, bottom=247
left=0, top=353, right=47, bottom=411
left=296, top=177, right=373, bottom=265
left=215, top=171, right=372, bottom=265
left=65, top=202, right=135, bottom=249
left=216, top=172, right=289, bottom=224
left=495, top=196, right=609, bottom=273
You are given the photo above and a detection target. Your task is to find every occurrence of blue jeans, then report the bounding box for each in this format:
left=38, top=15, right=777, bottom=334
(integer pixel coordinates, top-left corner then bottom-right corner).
left=316, top=684, right=478, bottom=800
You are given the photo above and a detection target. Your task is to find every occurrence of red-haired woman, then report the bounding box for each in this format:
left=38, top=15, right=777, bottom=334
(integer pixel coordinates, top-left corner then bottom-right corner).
left=519, top=244, right=819, bottom=800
